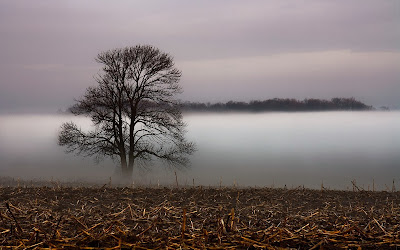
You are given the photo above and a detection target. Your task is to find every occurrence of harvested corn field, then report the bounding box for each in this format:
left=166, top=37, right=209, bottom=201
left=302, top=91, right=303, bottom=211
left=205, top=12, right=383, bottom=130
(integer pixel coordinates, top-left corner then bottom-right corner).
left=0, top=185, right=399, bottom=249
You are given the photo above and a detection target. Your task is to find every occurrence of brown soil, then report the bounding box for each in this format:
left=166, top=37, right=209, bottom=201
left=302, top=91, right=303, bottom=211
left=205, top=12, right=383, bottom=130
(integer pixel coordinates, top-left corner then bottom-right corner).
left=0, top=185, right=399, bottom=249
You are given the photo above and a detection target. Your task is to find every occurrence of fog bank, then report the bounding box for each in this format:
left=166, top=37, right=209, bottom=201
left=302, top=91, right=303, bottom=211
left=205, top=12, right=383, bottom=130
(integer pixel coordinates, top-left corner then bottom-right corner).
left=0, top=112, right=399, bottom=189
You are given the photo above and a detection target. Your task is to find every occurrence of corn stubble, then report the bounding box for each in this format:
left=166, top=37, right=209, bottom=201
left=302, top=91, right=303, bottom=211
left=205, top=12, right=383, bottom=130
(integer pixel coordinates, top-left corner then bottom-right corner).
left=0, top=185, right=399, bottom=249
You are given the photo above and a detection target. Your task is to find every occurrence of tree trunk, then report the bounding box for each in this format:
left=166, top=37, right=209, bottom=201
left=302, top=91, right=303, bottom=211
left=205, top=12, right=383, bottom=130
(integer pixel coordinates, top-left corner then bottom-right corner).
left=120, top=154, right=132, bottom=185
left=127, top=157, right=134, bottom=179
left=121, top=169, right=133, bottom=185
left=118, top=154, right=134, bottom=185
left=120, top=153, right=128, bottom=171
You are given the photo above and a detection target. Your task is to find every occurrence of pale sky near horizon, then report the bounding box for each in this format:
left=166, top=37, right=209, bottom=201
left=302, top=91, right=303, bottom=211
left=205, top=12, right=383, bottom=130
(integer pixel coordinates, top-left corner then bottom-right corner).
left=0, top=0, right=399, bottom=113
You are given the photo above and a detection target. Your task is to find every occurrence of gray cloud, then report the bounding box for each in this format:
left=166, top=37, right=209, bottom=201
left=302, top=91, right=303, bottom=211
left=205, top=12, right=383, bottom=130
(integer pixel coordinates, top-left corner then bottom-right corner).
left=0, top=0, right=399, bottom=112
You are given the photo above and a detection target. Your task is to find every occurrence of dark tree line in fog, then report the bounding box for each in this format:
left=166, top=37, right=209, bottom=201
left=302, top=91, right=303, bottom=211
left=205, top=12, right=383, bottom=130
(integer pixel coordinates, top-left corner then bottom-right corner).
left=182, top=97, right=373, bottom=112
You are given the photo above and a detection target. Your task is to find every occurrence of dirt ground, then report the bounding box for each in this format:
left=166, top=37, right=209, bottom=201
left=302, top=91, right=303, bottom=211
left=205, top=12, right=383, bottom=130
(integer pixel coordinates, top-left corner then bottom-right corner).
left=0, top=183, right=399, bottom=249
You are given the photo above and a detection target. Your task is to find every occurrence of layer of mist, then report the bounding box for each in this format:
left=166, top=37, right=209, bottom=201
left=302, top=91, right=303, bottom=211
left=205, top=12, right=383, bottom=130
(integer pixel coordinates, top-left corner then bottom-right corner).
left=0, top=112, right=399, bottom=190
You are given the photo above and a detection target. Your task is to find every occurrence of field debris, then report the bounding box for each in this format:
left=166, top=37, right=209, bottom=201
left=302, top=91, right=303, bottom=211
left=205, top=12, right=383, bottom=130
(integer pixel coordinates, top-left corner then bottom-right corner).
left=0, top=185, right=399, bottom=249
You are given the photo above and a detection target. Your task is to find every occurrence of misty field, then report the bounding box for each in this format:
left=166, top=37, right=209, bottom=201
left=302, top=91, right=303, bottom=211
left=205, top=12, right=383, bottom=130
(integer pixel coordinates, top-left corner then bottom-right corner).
left=0, top=183, right=399, bottom=249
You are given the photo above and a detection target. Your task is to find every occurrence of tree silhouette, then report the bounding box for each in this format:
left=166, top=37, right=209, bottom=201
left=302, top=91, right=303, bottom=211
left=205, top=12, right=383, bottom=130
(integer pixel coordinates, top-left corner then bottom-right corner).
left=58, top=45, right=195, bottom=180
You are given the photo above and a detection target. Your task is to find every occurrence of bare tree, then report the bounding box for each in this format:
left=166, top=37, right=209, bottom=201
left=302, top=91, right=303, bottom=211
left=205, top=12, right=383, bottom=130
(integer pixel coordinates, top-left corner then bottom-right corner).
left=58, top=45, right=195, bottom=181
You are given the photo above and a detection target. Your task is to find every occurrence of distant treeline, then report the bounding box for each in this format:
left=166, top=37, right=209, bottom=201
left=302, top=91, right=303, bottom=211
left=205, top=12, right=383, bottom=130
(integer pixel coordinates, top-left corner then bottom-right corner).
left=181, top=98, right=374, bottom=112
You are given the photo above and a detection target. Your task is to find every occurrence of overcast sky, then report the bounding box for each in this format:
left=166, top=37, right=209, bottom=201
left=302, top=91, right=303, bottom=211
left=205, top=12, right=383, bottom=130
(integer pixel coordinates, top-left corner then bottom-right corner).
left=0, top=0, right=399, bottom=113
